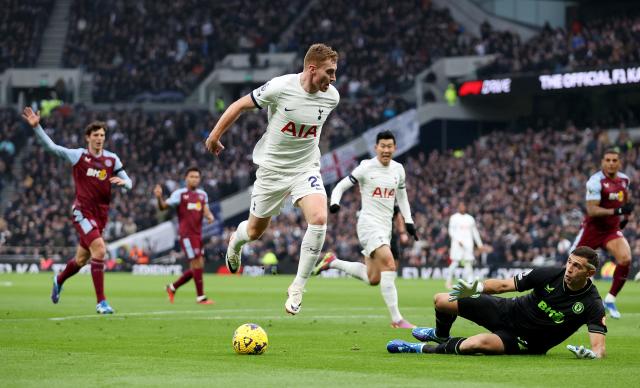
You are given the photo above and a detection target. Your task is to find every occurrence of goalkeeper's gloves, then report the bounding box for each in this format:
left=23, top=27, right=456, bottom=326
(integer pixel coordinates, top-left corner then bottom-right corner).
left=566, top=345, right=597, bottom=359
left=613, top=202, right=634, bottom=216
left=448, top=279, right=484, bottom=302
left=405, top=222, right=419, bottom=241
left=329, top=204, right=341, bottom=213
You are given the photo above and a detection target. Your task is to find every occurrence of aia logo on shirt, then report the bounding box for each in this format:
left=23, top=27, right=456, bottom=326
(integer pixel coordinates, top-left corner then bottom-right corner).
left=280, top=122, right=318, bottom=138
left=372, top=187, right=395, bottom=198
left=86, top=168, right=107, bottom=181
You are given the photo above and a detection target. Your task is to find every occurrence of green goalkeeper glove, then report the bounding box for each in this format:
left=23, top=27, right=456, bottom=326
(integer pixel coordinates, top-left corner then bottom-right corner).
left=448, top=279, right=484, bottom=302
left=567, top=345, right=597, bottom=359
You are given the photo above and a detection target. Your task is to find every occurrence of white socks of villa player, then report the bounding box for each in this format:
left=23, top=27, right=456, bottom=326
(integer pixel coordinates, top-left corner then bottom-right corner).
left=292, top=224, right=327, bottom=290
left=380, top=271, right=403, bottom=322
left=232, top=220, right=251, bottom=251
left=329, top=258, right=370, bottom=284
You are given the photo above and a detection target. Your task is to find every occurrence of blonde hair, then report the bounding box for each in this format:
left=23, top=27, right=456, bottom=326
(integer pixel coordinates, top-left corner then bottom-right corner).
left=303, top=43, right=338, bottom=68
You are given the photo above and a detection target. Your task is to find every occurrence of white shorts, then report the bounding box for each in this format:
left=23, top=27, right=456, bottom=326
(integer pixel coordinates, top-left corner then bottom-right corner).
left=250, top=167, right=326, bottom=218
left=450, top=244, right=475, bottom=263
left=358, top=224, right=391, bottom=257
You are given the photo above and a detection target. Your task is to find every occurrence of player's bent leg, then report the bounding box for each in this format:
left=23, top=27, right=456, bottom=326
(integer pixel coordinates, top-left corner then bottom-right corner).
left=52, top=246, right=90, bottom=304
left=314, top=252, right=370, bottom=284
left=434, top=292, right=459, bottom=315
left=604, top=237, right=632, bottom=318
left=457, top=333, right=505, bottom=355
left=226, top=215, right=271, bottom=273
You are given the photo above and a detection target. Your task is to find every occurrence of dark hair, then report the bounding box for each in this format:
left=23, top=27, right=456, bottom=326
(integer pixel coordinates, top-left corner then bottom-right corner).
left=376, top=130, right=396, bottom=144
left=185, top=167, right=201, bottom=176
left=571, top=246, right=599, bottom=270
left=602, top=147, right=620, bottom=158
left=85, top=121, right=107, bottom=136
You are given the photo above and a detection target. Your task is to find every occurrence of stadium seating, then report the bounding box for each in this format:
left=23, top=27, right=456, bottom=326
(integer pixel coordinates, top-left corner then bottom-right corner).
left=0, top=0, right=53, bottom=72
left=63, top=0, right=305, bottom=102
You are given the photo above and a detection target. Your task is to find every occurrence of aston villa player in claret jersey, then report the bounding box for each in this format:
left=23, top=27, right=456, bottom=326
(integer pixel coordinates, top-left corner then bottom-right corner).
left=570, top=148, right=634, bottom=318
left=154, top=167, right=215, bottom=304
left=22, top=107, right=132, bottom=314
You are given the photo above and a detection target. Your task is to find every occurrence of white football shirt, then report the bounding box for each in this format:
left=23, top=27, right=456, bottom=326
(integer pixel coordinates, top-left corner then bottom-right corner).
left=448, top=213, right=483, bottom=249
left=251, top=73, right=340, bottom=172
left=348, top=158, right=407, bottom=231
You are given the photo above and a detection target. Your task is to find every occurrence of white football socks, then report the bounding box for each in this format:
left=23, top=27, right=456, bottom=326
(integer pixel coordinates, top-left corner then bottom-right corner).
left=447, top=261, right=458, bottom=284
left=292, top=224, right=327, bottom=290
left=604, top=293, right=616, bottom=303
left=380, top=271, right=403, bottom=322
left=329, top=257, right=370, bottom=284
left=232, top=220, right=251, bottom=251
left=463, top=262, right=474, bottom=282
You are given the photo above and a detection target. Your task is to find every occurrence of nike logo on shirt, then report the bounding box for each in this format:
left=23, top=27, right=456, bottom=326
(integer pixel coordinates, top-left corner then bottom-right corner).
left=284, top=108, right=296, bottom=111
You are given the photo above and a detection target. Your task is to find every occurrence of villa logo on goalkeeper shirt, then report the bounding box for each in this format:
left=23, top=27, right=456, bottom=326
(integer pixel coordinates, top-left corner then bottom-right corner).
left=572, top=302, right=584, bottom=314
left=280, top=122, right=318, bottom=138
left=86, top=168, right=107, bottom=181
left=372, top=187, right=395, bottom=198
left=187, top=202, right=202, bottom=211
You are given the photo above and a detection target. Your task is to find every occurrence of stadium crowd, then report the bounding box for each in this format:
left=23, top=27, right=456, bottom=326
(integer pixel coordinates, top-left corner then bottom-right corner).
left=63, top=0, right=305, bottom=102
left=478, top=13, right=640, bottom=76
left=0, top=0, right=53, bottom=72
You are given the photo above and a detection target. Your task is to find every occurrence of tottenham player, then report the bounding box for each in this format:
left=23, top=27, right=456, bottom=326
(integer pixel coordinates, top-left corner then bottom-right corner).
left=154, top=167, right=215, bottom=305
left=204, top=43, right=340, bottom=314
left=388, top=246, right=607, bottom=358
left=571, top=148, right=633, bottom=318
left=313, top=131, right=419, bottom=328
left=446, top=202, right=484, bottom=289
left=22, top=107, right=132, bottom=314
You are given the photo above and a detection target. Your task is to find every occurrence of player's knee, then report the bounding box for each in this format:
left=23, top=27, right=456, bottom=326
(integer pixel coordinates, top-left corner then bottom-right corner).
left=76, top=256, right=89, bottom=267
left=90, top=241, right=106, bottom=259
left=433, top=293, right=449, bottom=310
left=616, top=253, right=631, bottom=265
left=307, top=212, right=327, bottom=226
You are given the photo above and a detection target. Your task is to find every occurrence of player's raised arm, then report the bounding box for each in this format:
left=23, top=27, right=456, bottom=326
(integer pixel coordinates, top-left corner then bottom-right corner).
left=329, top=175, right=356, bottom=213
left=22, top=107, right=82, bottom=164
left=205, top=94, right=256, bottom=156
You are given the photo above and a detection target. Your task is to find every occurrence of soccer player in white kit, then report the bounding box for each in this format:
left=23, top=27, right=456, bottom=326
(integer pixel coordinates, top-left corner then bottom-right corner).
left=446, top=202, right=484, bottom=289
left=313, top=131, right=419, bottom=328
left=204, top=44, right=340, bottom=315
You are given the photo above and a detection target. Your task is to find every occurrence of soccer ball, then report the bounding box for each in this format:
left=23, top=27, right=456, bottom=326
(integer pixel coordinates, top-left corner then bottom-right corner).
left=232, top=323, right=268, bottom=355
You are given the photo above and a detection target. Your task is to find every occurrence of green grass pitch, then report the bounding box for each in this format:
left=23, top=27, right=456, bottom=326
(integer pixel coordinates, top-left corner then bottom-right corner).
left=1, top=273, right=639, bottom=387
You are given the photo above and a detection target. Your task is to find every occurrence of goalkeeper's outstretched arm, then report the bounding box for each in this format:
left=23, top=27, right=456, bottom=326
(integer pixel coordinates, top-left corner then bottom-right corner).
left=479, top=278, right=516, bottom=295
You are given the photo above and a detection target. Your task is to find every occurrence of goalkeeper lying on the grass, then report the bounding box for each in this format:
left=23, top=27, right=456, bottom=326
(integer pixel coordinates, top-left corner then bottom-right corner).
left=388, top=246, right=606, bottom=358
